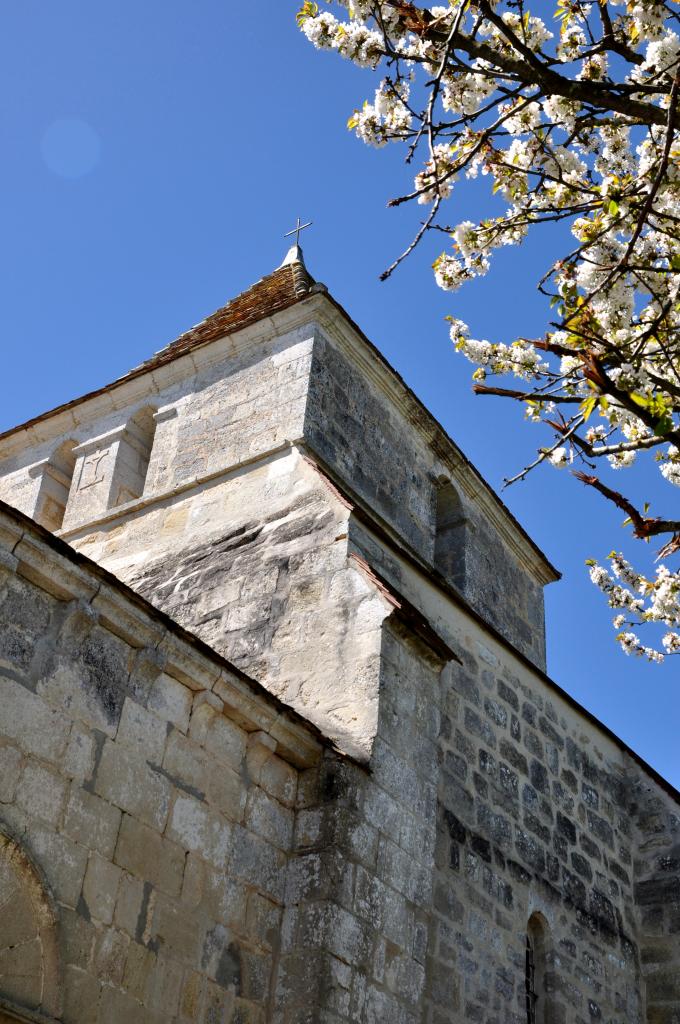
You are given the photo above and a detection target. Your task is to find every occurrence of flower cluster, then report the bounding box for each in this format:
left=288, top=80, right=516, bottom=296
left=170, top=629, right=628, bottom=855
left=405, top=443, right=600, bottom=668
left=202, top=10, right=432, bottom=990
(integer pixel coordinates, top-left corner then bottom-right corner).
left=300, top=6, right=383, bottom=66
left=415, top=144, right=457, bottom=203
left=450, top=318, right=548, bottom=380
left=589, top=554, right=680, bottom=661
left=348, top=80, right=411, bottom=146
left=299, top=0, right=680, bottom=660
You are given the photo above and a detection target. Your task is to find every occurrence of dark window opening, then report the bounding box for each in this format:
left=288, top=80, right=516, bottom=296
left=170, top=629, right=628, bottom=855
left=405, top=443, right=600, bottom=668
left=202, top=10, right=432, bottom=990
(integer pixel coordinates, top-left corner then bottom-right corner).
left=526, top=932, right=537, bottom=1024
left=433, top=479, right=467, bottom=590
left=525, top=913, right=549, bottom=1024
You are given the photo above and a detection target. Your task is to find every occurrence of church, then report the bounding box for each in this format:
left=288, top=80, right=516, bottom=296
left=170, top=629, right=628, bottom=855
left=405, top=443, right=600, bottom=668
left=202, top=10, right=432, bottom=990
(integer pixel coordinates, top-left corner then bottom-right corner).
left=0, top=243, right=677, bottom=1023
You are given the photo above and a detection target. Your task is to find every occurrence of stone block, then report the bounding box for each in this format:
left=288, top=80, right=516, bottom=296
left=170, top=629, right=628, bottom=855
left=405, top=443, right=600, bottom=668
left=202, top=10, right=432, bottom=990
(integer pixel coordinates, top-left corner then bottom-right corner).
left=149, top=893, right=203, bottom=964
left=230, top=826, right=286, bottom=902
left=60, top=905, right=97, bottom=970
left=203, top=979, right=236, bottom=1022
left=240, top=947, right=273, bottom=1002
left=114, top=872, right=146, bottom=939
left=645, top=967, right=680, bottom=1002
left=189, top=702, right=247, bottom=770
left=208, top=761, right=247, bottom=822
left=82, top=853, right=122, bottom=924
left=63, top=723, right=96, bottom=780
left=259, top=757, right=297, bottom=811
left=179, top=969, right=207, bottom=1020
left=28, top=822, right=88, bottom=908
left=63, top=965, right=101, bottom=1024
left=246, top=892, right=282, bottom=952
left=92, top=926, right=130, bottom=987
left=144, top=952, right=184, bottom=1016
left=114, top=813, right=185, bottom=897
left=163, top=730, right=209, bottom=798
left=181, top=853, right=248, bottom=930
left=148, top=672, right=193, bottom=732
left=38, top=623, right=130, bottom=738
left=116, top=697, right=167, bottom=765
left=122, top=941, right=157, bottom=1002
left=168, top=793, right=233, bottom=870
left=0, top=678, right=70, bottom=764
left=94, top=740, right=172, bottom=831
left=245, top=788, right=294, bottom=851
left=63, top=785, right=122, bottom=859
left=98, top=984, right=150, bottom=1024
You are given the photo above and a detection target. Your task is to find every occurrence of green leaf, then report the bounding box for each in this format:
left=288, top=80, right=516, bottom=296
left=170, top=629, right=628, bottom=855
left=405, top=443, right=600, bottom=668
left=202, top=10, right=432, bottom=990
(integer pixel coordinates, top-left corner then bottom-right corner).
left=580, top=395, right=597, bottom=421
left=608, top=200, right=619, bottom=215
left=653, top=415, right=674, bottom=436
left=296, top=1, right=319, bottom=25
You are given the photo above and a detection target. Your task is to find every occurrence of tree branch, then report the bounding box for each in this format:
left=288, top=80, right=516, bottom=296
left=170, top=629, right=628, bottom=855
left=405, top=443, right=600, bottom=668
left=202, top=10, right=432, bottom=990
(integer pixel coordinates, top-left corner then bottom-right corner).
left=385, top=0, right=674, bottom=126
left=573, top=471, right=680, bottom=538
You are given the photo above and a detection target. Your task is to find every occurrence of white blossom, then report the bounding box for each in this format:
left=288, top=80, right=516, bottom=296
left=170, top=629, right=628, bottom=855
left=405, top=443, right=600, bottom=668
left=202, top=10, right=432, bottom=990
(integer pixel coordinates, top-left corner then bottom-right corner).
left=415, top=144, right=457, bottom=204
left=549, top=446, right=568, bottom=468
left=300, top=0, right=680, bottom=663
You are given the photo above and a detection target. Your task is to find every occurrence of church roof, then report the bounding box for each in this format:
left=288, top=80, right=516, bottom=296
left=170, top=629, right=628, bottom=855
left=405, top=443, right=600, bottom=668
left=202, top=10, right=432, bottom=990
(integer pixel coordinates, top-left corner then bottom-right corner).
left=0, top=247, right=558, bottom=583
left=0, top=255, right=316, bottom=445
left=127, top=249, right=315, bottom=380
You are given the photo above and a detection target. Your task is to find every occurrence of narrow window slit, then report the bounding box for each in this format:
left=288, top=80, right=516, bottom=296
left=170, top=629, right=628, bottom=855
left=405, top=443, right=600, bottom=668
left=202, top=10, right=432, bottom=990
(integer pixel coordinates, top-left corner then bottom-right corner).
left=433, top=479, right=467, bottom=591
left=525, top=913, right=550, bottom=1024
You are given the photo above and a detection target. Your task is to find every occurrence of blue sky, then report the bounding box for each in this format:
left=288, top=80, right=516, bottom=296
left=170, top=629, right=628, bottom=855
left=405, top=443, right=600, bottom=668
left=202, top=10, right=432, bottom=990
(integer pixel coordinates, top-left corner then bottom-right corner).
left=1, top=1, right=677, bottom=786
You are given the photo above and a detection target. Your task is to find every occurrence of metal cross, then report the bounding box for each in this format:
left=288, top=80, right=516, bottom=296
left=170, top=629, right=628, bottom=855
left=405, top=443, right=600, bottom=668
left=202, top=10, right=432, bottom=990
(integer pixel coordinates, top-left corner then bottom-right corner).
left=284, top=217, right=313, bottom=246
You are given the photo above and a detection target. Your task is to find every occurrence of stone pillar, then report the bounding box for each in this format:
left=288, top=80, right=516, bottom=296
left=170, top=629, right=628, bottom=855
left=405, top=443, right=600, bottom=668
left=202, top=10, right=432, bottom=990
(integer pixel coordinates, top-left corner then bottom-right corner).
left=275, top=618, right=446, bottom=1023
left=62, top=429, right=127, bottom=529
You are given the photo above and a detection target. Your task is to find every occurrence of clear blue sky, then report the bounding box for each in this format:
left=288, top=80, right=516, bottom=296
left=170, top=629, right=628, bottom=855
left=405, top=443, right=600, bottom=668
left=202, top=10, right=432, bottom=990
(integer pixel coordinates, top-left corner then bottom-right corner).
left=1, top=1, right=677, bottom=786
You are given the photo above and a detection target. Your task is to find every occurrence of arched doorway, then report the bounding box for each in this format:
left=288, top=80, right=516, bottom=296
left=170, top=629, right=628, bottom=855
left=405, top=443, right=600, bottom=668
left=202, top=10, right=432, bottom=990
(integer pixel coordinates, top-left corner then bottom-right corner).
left=0, top=830, right=61, bottom=1021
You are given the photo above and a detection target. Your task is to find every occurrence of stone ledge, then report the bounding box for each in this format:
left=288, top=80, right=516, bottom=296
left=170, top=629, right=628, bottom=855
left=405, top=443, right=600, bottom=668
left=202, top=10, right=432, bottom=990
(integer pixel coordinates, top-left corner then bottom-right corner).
left=0, top=998, right=61, bottom=1024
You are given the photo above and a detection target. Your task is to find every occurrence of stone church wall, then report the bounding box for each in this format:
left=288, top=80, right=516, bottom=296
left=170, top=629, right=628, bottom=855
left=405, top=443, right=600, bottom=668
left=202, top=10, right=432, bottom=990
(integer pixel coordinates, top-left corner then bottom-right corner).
left=304, top=328, right=547, bottom=670
left=1, top=288, right=678, bottom=1024
left=429, top=646, right=645, bottom=1024
left=1, top=476, right=679, bottom=1024
left=63, top=448, right=387, bottom=762
left=0, top=302, right=551, bottom=673
left=348, top=518, right=680, bottom=1024
left=276, top=620, right=446, bottom=1023
left=0, top=503, right=459, bottom=1024
left=0, top=504, right=326, bottom=1023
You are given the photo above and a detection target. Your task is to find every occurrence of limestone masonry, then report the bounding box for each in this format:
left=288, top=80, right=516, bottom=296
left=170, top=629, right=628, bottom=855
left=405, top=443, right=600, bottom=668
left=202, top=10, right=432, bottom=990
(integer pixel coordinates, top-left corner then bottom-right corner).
left=0, top=246, right=677, bottom=1024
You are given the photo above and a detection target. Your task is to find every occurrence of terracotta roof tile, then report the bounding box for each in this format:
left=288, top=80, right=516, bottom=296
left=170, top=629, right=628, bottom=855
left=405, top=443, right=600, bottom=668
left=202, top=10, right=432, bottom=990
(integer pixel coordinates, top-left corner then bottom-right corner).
left=128, top=259, right=315, bottom=378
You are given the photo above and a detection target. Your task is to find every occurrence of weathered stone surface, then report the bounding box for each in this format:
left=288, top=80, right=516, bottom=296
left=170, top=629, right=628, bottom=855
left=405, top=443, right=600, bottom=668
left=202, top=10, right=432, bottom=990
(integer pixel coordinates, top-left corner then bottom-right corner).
left=0, top=258, right=677, bottom=1024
